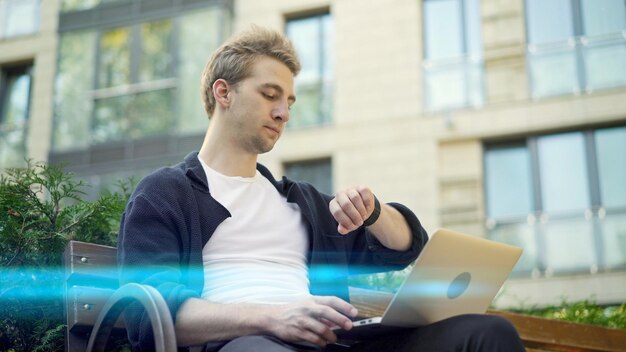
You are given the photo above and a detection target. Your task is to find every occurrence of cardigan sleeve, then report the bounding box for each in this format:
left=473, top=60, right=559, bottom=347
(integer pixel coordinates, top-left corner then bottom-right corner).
left=117, top=178, right=199, bottom=351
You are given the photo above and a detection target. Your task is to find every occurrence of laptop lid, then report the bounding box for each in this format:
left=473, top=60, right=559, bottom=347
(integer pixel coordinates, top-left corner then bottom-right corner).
left=379, top=228, right=522, bottom=327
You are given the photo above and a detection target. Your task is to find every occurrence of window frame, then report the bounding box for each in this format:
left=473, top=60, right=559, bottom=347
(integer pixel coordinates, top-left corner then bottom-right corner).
left=524, top=0, right=626, bottom=98
left=421, top=0, right=485, bottom=112
left=285, top=10, right=334, bottom=129
left=0, top=63, right=33, bottom=168
left=483, top=126, right=626, bottom=277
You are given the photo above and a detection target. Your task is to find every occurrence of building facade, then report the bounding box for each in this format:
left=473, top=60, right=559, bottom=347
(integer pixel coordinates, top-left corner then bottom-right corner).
left=2, top=0, right=625, bottom=308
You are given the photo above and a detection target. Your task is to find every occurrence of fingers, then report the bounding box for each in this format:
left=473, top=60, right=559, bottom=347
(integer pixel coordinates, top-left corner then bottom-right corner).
left=300, top=318, right=337, bottom=345
left=312, top=296, right=358, bottom=329
left=329, top=186, right=375, bottom=234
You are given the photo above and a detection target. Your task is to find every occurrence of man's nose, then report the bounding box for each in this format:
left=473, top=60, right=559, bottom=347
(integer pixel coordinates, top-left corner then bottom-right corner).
left=271, top=99, right=290, bottom=122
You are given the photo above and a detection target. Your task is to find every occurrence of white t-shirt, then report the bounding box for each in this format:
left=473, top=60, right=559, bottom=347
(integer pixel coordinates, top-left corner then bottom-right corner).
left=199, top=156, right=310, bottom=304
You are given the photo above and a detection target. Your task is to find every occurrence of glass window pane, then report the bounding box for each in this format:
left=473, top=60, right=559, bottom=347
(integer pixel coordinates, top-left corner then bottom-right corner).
left=322, top=15, right=334, bottom=81
left=3, top=0, right=39, bottom=38
left=596, top=126, right=626, bottom=208
left=526, top=0, right=574, bottom=44
left=1, top=69, right=31, bottom=128
left=98, top=27, right=131, bottom=88
left=425, top=64, right=465, bottom=110
left=290, top=83, right=322, bottom=128
left=465, top=0, right=483, bottom=56
left=529, top=48, right=580, bottom=98
left=54, top=30, right=96, bottom=151
left=127, top=88, right=174, bottom=139
left=284, top=159, right=332, bottom=195
left=581, top=0, right=626, bottom=37
left=287, top=17, right=321, bottom=83
left=287, top=13, right=333, bottom=128
left=61, top=0, right=100, bottom=12
left=93, top=88, right=174, bottom=143
left=485, top=146, right=533, bottom=219
left=424, top=0, right=463, bottom=59
left=603, top=212, right=626, bottom=269
left=425, top=61, right=483, bottom=111
left=543, top=219, right=595, bottom=271
left=489, top=223, right=538, bottom=273
left=178, top=8, right=224, bottom=133
left=0, top=129, right=27, bottom=168
left=140, top=20, right=173, bottom=82
left=583, top=42, right=626, bottom=91
left=93, top=95, right=130, bottom=143
left=538, top=132, right=590, bottom=213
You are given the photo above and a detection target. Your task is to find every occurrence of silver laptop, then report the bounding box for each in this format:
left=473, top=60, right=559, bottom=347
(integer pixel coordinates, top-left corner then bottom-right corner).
left=334, top=228, right=522, bottom=341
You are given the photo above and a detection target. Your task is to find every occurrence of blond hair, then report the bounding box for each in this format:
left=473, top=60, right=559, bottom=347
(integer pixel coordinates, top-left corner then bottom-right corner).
left=200, top=26, right=301, bottom=118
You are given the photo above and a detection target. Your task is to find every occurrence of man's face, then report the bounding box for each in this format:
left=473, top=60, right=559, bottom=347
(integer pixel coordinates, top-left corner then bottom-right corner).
left=226, top=56, right=296, bottom=155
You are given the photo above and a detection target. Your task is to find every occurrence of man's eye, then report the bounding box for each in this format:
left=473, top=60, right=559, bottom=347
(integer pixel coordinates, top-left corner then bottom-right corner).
left=263, top=93, right=276, bottom=100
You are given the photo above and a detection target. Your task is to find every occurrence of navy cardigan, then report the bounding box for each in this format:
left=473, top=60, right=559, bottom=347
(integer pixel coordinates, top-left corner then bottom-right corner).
left=117, top=152, right=428, bottom=351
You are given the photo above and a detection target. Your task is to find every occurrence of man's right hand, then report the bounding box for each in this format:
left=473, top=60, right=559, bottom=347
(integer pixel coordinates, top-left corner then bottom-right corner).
left=264, top=296, right=358, bottom=348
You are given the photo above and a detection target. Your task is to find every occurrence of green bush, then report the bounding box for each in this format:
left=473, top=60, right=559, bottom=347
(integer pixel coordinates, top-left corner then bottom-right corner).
left=0, top=161, right=132, bottom=351
left=513, top=299, right=626, bottom=330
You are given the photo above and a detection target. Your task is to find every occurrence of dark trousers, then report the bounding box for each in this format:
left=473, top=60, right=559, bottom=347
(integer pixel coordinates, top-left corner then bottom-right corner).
left=203, top=314, right=525, bottom=352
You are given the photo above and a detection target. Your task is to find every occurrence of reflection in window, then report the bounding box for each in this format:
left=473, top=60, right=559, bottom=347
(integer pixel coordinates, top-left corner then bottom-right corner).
left=284, top=159, right=333, bottom=195
left=178, top=8, right=224, bottom=133
left=526, top=0, right=626, bottom=98
left=595, top=127, right=626, bottom=209
left=93, top=88, right=175, bottom=143
left=0, top=0, right=40, bottom=38
left=140, top=20, right=173, bottom=82
left=595, top=127, right=626, bottom=269
left=98, top=27, right=131, bottom=89
left=286, top=13, right=334, bottom=128
left=54, top=30, right=96, bottom=151
left=423, top=0, right=483, bottom=111
left=0, top=65, right=32, bottom=168
left=484, top=126, right=626, bottom=275
left=485, top=145, right=533, bottom=219
left=537, top=133, right=589, bottom=214
left=60, top=0, right=99, bottom=13
left=54, top=10, right=227, bottom=151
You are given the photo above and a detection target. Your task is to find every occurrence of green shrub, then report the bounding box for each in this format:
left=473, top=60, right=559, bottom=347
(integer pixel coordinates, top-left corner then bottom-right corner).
left=513, top=299, right=626, bottom=330
left=0, top=161, right=132, bottom=351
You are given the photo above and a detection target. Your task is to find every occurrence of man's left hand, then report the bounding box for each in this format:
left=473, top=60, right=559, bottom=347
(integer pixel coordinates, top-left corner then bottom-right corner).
left=329, top=186, right=375, bottom=235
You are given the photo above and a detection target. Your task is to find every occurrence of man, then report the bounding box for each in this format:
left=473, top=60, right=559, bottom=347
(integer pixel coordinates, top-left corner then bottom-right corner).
left=118, top=26, right=524, bottom=351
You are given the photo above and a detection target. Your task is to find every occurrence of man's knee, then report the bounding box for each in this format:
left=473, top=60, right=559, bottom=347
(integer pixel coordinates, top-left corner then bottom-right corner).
left=467, top=315, right=524, bottom=350
left=217, top=335, right=289, bottom=352
left=216, top=335, right=318, bottom=352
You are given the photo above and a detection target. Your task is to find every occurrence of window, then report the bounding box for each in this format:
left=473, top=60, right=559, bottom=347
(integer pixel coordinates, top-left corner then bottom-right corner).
left=53, top=7, right=225, bottom=151
left=422, top=0, right=484, bottom=111
left=0, top=0, right=39, bottom=39
left=286, top=13, right=334, bottom=128
left=0, top=65, right=32, bottom=168
left=525, top=0, right=626, bottom=98
left=60, top=0, right=100, bottom=13
left=91, top=20, right=175, bottom=144
left=284, top=158, right=333, bottom=195
left=484, top=126, right=626, bottom=276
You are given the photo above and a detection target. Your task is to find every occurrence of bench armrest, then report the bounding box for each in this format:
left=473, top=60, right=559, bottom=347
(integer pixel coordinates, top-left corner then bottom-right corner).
left=86, top=283, right=177, bottom=352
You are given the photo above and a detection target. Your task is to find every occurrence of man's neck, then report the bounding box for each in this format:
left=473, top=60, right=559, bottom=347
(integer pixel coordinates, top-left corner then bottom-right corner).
left=198, top=125, right=258, bottom=177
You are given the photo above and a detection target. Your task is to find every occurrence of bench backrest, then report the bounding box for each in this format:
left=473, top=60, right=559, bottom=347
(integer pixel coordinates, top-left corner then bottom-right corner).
left=64, top=240, right=123, bottom=351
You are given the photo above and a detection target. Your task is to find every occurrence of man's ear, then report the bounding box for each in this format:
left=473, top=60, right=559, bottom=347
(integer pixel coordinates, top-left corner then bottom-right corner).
left=213, top=79, right=231, bottom=109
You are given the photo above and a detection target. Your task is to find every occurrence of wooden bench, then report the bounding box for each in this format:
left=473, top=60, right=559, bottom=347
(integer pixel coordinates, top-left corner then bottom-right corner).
left=64, top=240, right=176, bottom=352
left=64, top=240, right=626, bottom=351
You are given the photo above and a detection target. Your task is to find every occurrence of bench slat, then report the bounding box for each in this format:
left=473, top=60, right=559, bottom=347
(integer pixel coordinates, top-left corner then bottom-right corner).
left=67, top=286, right=124, bottom=332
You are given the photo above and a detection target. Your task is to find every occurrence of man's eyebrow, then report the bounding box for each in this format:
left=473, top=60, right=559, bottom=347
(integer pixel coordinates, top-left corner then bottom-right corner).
left=261, top=83, right=296, bottom=104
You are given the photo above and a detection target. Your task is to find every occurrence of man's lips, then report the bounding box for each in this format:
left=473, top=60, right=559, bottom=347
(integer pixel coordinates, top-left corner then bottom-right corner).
left=265, top=126, right=281, bottom=134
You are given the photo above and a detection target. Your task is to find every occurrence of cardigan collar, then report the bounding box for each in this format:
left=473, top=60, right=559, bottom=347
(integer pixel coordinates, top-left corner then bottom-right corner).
left=182, top=151, right=294, bottom=197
